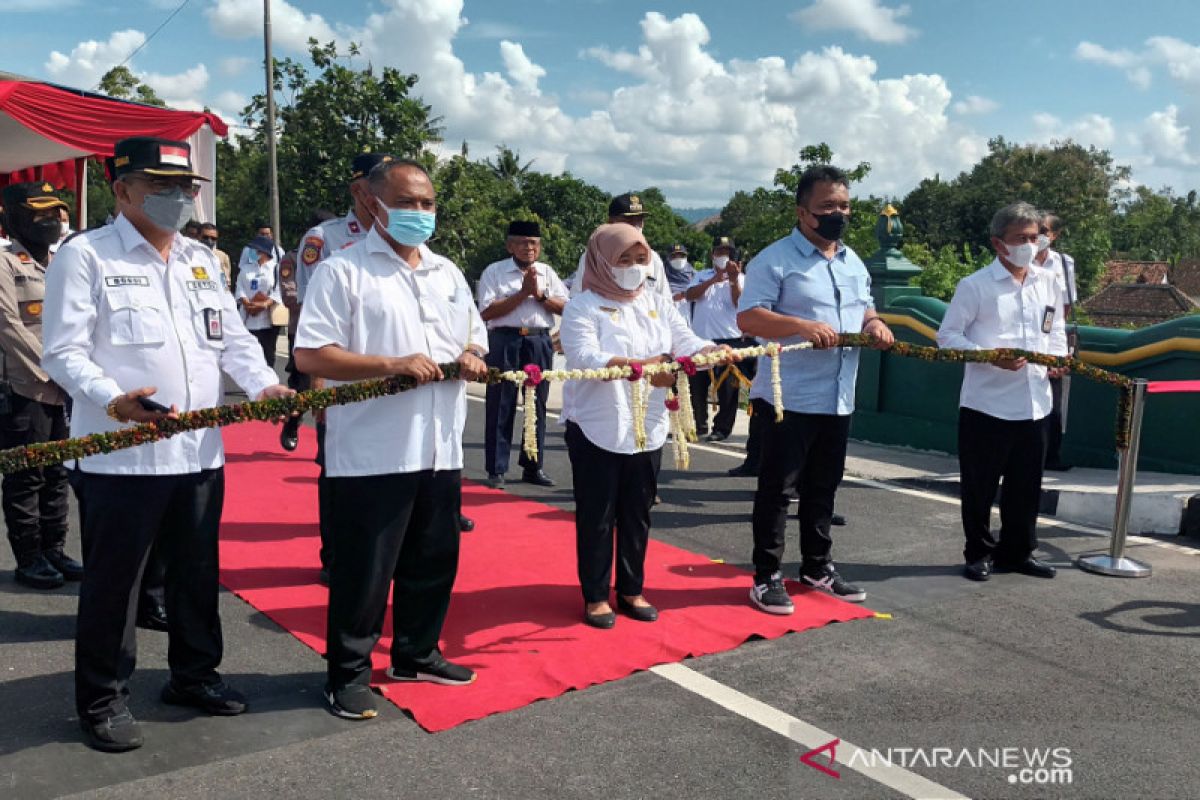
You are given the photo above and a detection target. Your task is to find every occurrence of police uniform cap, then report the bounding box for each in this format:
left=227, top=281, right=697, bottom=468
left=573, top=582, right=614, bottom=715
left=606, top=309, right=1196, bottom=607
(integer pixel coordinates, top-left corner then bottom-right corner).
left=350, top=152, right=396, bottom=181
left=608, top=193, right=647, bottom=218
left=507, top=220, right=541, bottom=238
left=668, top=243, right=688, bottom=256
left=111, top=137, right=209, bottom=181
left=2, top=182, right=68, bottom=213
left=713, top=236, right=735, bottom=251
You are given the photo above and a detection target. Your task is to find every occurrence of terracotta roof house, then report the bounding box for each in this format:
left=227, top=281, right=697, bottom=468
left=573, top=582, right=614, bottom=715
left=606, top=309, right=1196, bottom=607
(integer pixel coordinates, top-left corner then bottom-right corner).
left=1081, top=283, right=1200, bottom=327
left=1171, top=261, right=1200, bottom=302
left=1096, top=260, right=1170, bottom=290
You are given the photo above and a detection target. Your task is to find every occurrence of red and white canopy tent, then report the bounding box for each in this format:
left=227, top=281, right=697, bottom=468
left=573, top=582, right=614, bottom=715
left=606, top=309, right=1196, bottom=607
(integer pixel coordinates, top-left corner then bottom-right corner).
left=0, top=72, right=228, bottom=226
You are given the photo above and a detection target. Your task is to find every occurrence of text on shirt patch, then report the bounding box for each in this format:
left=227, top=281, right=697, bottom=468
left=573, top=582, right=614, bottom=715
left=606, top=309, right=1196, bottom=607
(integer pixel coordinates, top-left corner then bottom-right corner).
left=186, top=280, right=220, bottom=291
left=104, top=276, right=151, bottom=288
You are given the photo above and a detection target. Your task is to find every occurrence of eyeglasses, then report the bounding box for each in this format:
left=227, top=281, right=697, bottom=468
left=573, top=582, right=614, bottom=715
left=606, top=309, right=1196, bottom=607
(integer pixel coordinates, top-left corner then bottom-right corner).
left=128, top=174, right=202, bottom=197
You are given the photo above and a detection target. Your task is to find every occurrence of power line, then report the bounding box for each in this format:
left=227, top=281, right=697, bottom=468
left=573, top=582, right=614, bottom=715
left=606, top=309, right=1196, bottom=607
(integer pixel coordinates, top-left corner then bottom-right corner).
left=93, top=0, right=193, bottom=90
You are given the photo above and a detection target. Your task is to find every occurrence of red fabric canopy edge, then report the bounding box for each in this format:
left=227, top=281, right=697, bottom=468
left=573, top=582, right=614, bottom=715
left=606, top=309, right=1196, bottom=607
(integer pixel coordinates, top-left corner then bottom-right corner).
left=1146, top=380, right=1200, bottom=394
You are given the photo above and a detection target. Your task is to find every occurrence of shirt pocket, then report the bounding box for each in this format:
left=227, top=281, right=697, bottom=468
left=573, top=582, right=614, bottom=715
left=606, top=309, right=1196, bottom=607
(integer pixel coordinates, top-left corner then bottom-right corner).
left=187, top=288, right=227, bottom=350
left=104, top=287, right=166, bottom=346
left=598, top=313, right=635, bottom=357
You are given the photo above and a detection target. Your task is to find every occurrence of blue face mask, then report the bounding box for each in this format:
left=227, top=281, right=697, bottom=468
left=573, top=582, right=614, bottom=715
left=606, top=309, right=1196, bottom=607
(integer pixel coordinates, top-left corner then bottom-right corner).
left=381, top=205, right=436, bottom=247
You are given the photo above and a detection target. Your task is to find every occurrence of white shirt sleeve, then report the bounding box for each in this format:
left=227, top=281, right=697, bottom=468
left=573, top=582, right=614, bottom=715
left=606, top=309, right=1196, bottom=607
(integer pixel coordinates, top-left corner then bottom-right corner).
left=545, top=266, right=569, bottom=300
left=560, top=301, right=610, bottom=370
left=268, top=261, right=283, bottom=304
left=459, top=269, right=490, bottom=354
left=41, top=243, right=124, bottom=408
left=1047, top=275, right=1069, bottom=357
left=664, top=296, right=714, bottom=356
left=216, top=283, right=280, bottom=399
left=936, top=278, right=983, bottom=352
left=294, top=261, right=353, bottom=351
left=475, top=263, right=502, bottom=312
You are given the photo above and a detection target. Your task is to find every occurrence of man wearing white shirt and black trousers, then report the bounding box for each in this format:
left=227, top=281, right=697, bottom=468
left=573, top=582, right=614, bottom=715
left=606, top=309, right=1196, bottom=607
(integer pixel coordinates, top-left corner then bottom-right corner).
left=477, top=220, right=567, bottom=487
left=937, top=202, right=1066, bottom=582
left=294, top=159, right=489, bottom=721
left=1035, top=212, right=1076, bottom=471
left=42, top=137, right=292, bottom=752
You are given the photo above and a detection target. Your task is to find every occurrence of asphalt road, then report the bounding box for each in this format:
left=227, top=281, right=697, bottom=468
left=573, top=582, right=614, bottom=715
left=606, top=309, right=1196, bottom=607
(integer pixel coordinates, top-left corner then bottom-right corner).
left=1, top=397, right=1198, bottom=800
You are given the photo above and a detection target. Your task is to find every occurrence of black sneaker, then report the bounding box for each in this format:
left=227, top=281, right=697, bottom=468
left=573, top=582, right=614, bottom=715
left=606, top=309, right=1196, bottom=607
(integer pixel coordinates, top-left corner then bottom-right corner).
left=44, top=550, right=84, bottom=581
left=80, top=709, right=143, bottom=752
left=14, top=554, right=64, bottom=590
left=324, top=683, right=378, bottom=720
left=750, top=572, right=795, bottom=615
left=386, top=652, right=476, bottom=686
left=161, top=679, right=247, bottom=716
left=800, top=563, right=866, bottom=602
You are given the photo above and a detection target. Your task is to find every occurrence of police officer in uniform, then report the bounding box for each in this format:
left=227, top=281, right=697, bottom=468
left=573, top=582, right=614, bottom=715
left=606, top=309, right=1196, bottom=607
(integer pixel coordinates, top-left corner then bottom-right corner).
left=477, top=220, right=567, bottom=487
left=567, top=194, right=673, bottom=303
left=43, top=137, right=291, bottom=752
left=0, top=183, right=82, bottom=589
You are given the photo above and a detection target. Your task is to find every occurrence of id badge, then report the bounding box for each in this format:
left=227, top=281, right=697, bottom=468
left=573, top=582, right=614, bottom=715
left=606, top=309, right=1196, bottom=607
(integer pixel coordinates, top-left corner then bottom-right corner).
left=204, top=308, right=224, bottom=341
left=1041, top=305, right=1055, bottom=334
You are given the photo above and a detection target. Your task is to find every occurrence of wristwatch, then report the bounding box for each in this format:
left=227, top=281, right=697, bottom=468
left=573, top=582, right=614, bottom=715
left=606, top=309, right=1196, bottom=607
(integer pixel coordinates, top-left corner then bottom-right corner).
left=464, top=346, right=485, bottom=360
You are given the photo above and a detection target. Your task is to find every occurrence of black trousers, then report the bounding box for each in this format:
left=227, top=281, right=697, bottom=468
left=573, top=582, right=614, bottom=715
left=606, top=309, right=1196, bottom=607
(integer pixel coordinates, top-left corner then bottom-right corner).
left=565, top=422, right=662, bottom=604
left=0, top=395, right=70, bottom=564
left=958, top=407, right=1047, bottom=564
left=250, top=326, right=279, bottom=369
left=484, top=329, right=553, bottom=475
left=688, top=337, right=757, bottom=437
left=75, top=470, right=226, bottom=722
left=325, top=470, right=461, bottom=689
left=750, top=401, right=850, bottom=579
left=740, top=400, right=770, bottom=472
left=1045, top=377, right=1065, bottom=465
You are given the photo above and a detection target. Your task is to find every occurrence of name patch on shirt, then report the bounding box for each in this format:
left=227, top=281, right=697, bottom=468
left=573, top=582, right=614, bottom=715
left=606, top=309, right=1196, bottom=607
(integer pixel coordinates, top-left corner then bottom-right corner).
left=13, top=274, right=43, bottom=285
left=104, top=276, right=151, bottom=288
left=186, top=279, right=220, bottom=291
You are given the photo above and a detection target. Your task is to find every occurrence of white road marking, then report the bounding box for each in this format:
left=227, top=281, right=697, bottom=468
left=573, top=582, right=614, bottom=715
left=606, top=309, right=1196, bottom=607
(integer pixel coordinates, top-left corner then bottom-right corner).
left=651, top=662, right=969, bottom=800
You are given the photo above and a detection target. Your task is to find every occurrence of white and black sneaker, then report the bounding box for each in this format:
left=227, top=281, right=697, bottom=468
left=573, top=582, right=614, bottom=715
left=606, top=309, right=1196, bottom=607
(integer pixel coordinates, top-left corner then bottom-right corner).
left=386, top=651, right=477, bottom=686
left=325, top=683, right=378, bottom=720
left=750, top=572, right=795, bottom=615
left=800, top=563, right=866, bottom=602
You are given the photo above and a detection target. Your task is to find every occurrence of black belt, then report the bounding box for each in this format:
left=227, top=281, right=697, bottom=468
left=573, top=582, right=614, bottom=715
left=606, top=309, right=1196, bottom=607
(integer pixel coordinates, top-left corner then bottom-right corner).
left=493, top=326, right=551, bottom=336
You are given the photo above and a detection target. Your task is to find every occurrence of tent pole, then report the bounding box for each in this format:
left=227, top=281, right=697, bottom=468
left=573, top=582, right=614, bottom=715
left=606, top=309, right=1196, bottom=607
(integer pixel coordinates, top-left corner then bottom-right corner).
left=75, top=158, right=88, bottom=230
left=263, top=0, right=282, bottom=245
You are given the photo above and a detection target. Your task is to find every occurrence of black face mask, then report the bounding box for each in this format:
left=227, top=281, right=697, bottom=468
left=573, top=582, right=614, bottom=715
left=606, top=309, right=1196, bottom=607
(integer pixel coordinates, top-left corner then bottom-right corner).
left=199, top=236, right=218, bottom=249
left=807, top=210, right=848, bottom=242
left=23, top=217, right=63, bottom=246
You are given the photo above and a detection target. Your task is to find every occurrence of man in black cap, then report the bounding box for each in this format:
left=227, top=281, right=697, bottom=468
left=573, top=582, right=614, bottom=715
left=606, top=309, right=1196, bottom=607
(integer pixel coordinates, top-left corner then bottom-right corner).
left=42, top=136, right=292, bottom=752
left=476, top=220, right=568, bottom=487
left=569, top=193, right=673, bottom=303
left=0, top=183, right=82, bottom=589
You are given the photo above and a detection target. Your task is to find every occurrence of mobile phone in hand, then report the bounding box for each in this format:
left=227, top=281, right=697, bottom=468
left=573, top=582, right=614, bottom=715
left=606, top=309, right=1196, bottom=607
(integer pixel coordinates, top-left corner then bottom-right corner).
left=137, top=396, right=171, bottom=414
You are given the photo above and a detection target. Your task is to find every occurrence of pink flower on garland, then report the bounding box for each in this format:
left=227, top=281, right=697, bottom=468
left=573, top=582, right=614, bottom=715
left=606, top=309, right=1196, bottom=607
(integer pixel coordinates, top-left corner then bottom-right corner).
left=523, top=364, right=543, bottom=387
left=626, top=362, right=644, bottom=381
left=665, top=396, right=681, bottom=412
left=676, top=355, right=697, bottom=376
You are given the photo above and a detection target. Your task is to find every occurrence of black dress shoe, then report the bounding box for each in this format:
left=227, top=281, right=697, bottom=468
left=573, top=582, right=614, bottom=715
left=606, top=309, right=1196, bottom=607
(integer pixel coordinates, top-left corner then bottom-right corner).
left=705, top=431, right=729, bottom=443
left=616, top=595, right=658, bottom=622
left=161, top=679, right=247, bottom=715
left=279, top=418, right=300, bottom=452
left=964, top=558, right=992, bottom=582
left=995, top=556, right=1057, bottom=579
left=522, top=469, right=555, bottom=487
left=830, top=513, right=847, bottom=527
left=14, top=554, right=64, bottom=590
left=583, top=607, right=616, bottom=629
left=80, top=710, right=143, bottom=752
left=459, top=514, right=475, bottom=532
left=44, top=550, right=84, bottom=581
left=727, top=463, right=758, bottom=478
left=487, top=473, right=506, bottom=488
left=136, top=602, right=169, bottom=631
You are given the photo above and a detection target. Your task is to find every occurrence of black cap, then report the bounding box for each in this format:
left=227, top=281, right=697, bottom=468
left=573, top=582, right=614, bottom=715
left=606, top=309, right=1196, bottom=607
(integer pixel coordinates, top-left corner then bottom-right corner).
left=712, top=236, right=735, bottom=251
left=350, top=152, right=395, bottom=181
left=668, top=243, right=688, bottom=255
left=507, top=220, right=541, bottom=238
left=608, top=192, right=647, bottom=218
left=111, top=137, right=209, bottom=181
left=2, top=182, right=68, bottom=213
left=247, top=235, right=276, bottom=257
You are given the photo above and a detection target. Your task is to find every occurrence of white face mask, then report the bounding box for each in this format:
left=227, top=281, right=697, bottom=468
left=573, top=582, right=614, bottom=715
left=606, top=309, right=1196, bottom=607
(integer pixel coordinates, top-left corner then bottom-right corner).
left=1002, top=241, right=1039, bottom=268
left=669, top=257, right=689, bottom=271
left=610, top=263, right=647, bottom=291
left=712, top=255, right=729, bottom=269
left=1036, top=233, right=1051, bottom=253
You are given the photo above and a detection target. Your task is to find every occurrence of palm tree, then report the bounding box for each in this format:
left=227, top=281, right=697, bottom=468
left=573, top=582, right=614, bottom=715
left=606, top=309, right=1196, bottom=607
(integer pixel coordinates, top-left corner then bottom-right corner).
left=488, top=145, right=535, bottom=189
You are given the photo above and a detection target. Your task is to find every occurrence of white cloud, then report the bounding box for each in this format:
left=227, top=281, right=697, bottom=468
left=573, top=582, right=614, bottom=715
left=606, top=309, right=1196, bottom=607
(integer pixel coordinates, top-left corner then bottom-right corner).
left=1031, top=112, right=1116, bottom=149
left=1141, top=105, right=1197, bottom=167
left=219, top=56, right=254, bottom=78
left=206, top=0, right=337, bottom=51
left=790, top=0, right=917, bottom=45
left=143, top=64, right=210, bottom=107
left=952, top=95, right=997, bottom=115
left=45, top=29, right=146, bottom=88
left=499, top=41, right=545, bottom=95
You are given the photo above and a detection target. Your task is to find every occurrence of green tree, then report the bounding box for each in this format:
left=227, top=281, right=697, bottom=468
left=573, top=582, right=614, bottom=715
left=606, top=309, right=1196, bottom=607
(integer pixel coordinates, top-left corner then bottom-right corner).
left=905, top=242, right=990, bottom=301
left=97, top=66, right=166, bottom=107
left=487, top=145, right=535, bottom=189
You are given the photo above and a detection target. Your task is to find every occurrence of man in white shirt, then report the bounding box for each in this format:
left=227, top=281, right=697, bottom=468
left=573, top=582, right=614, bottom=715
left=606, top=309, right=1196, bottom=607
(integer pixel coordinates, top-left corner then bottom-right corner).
left=42, top=137, right=291, bottom=752
left=937, top=201, right=1067, bottom=583
left=476, top=220, right=567, bottom=487
left=685, top=236, right=756, bottom=442
left=1035, top=211, right=1076, bottom=472
left=566, top=193, right=673, bottom=303
left=294, top=158, right=489, bottom=721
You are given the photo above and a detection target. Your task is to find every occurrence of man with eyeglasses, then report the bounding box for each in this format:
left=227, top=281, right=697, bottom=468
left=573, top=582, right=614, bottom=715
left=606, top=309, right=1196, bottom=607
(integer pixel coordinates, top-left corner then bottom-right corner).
left=43, top=137, right=293, bottom=752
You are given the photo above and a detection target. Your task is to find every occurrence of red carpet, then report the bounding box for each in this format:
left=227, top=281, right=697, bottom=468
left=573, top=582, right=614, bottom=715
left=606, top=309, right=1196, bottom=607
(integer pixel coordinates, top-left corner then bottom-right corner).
left=218, top=422, right=875, bottom=732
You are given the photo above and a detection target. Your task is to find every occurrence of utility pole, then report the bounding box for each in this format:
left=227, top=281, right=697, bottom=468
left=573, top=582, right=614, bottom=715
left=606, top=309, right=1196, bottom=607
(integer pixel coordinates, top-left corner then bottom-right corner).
left=263, top=0, right=281, bottom=244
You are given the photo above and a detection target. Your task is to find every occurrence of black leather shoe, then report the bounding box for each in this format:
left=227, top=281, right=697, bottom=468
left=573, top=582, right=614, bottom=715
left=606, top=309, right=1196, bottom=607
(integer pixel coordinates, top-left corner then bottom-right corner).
left=522, top=469, right=555, bottom=487
left=80, top=710, right=143, bottom=752
left=727, top=463, right=758, bottom=478
left=14, top=554, right=64, bottom=590
left=583, top=607, right=616, bottom=629
left=162, top=679, right=247, bottom=716
left=964, top=558, right=992, bottom=582
left=995, top=556, right=1057, bottom=579
left=705, top=431, right=729, bottom=443
left=831, top=513, right=847, bottom=526
left=44, top=550, right=84, bottom=581
left=487, top=473, right=505, bottom=488
left=459, top=514, right=475, bottom=532
left=617, top=595, right=658, bottom=622
left=136, top=602, right=169, bottom=632
left=279, top=418, right=300, bottom=452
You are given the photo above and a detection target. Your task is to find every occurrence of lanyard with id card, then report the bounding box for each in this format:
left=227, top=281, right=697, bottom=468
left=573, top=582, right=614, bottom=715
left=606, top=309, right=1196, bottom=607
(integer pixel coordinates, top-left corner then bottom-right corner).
left=1041, top=305, right=1055, bottom=334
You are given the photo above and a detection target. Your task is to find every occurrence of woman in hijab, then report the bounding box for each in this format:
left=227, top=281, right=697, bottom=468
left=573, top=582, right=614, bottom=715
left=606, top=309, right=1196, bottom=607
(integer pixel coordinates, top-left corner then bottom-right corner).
left=560, top=224, right=733, bottom=628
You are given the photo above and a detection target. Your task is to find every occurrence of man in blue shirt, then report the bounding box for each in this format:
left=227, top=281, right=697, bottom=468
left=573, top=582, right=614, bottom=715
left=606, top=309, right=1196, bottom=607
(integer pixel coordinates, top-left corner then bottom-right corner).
left=737, top=165, right=894, bottom=613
